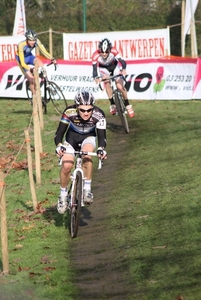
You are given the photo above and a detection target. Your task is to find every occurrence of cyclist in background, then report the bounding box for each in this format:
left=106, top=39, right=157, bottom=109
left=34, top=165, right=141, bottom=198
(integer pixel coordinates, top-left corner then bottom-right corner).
left=92, top=38, right=134, bottom=118
left=16, top=29, right=57, bottom=101
left=54, top=90, right=107, bottom=214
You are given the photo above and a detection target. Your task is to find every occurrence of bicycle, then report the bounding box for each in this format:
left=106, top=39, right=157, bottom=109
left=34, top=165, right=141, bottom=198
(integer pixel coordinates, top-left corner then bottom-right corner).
left=26, top=62, right=67, bottom=115
left=99, top=74, right=129, bottom=133
left=59, top=145, right=102, bottom=238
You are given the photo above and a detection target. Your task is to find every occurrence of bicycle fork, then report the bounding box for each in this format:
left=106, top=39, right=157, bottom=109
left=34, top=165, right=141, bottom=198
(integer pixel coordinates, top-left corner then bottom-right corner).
left=69, top=167, right=85, bottom=209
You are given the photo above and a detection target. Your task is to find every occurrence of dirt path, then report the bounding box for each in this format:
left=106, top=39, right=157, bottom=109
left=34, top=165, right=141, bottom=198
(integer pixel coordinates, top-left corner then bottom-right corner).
left=70, top=116, right=135, bottom=300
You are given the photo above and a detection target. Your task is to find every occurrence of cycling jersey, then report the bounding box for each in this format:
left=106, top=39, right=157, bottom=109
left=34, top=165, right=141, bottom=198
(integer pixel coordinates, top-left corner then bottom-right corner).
left=16, top=38, right=53, bottom=72
left=92, top=47, right=126, bottom=78
left=54, top=104, right=107, bottom=150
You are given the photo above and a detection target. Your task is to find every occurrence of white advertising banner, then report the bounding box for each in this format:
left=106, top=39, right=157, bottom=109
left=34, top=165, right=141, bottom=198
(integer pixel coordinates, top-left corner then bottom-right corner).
left=0, top=58, right=199, bottom=100
left=63, top=28, right=170, bottom=61
left=0, top=28, right=169, bottom=62
left=0, top=36, right=23, bottom=61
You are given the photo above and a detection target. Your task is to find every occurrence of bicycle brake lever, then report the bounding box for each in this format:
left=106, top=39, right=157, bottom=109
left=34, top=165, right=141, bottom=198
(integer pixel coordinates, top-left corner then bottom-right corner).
left=61, top=146, right=66, bottom=152
left=99, top=83, right=103, bottom=91
left=46, top=61, right=57, bottom=71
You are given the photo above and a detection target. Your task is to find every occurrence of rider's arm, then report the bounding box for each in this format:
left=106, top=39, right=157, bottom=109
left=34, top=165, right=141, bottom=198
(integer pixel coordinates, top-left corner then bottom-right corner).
left=16, top=41, right=30, bottom=71
left=92, top=63, right=98, bottom=78
left=54, top=121, right=69, bottom=146
left=117, top=57, right=127, bottom=70
left=97, top=128, right=107, bottom=149
left=96, top=117, right=107, bottom=149
left=37, top=38, right=54, bottom=60
left=92, top=50, right=100, bottom=79
left=111, top=47, right=127, bottom=70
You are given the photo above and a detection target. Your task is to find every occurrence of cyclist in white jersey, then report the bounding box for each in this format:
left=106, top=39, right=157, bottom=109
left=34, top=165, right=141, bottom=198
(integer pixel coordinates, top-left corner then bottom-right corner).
left=92, top=38, right=134, bottom=118
left=54, top=90, right=107, bottom=214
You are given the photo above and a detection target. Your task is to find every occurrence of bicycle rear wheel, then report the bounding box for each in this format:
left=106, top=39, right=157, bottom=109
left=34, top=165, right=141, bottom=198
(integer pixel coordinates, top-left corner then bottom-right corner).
left=114, top=91, right=129, bottom=133
left=48, top=81, right=67, bottom=115
left=70, top=170, right=82, bottom=238
left=25, top=80, right=32, bottom=102
left=25, top=80, right=47, bottom=114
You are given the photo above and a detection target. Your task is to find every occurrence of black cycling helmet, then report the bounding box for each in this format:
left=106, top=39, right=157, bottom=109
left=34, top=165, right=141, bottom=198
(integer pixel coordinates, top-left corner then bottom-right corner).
left=98, top=38, right=112, bottom=53
left=25, top=29, right=37, bottom=41
left=74, top=90, right=95, bottom=106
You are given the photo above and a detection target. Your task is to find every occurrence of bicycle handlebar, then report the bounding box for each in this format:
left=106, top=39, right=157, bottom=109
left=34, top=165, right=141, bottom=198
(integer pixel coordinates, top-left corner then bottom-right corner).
left=47, top=61, right=57, bottom=71
left=97, top=74, right=127, bottom=91
left=58, top=147, right=103, bottom=170
left=99, top=74, right=127, bottom=82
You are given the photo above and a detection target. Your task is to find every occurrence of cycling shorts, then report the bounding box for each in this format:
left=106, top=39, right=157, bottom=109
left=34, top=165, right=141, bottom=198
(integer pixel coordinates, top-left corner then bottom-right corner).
left=16, top=54, right=36, bottom=73
left=64, top=131, right=96, bottom=156
left=99, top=64, right=122, bottom=80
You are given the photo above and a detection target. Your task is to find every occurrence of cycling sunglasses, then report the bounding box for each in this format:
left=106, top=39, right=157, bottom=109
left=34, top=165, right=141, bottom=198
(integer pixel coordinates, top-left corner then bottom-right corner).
left=79, top=108, right=93, bottom=113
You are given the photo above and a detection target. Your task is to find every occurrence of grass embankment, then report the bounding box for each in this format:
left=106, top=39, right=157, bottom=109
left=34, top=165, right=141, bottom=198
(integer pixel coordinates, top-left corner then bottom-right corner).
left=108, top=100, right=201, bottom=300
left=0, top=99, right=201, bottom=299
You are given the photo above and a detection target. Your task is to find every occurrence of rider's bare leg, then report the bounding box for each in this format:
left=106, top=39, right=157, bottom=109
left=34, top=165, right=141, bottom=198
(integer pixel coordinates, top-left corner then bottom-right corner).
left=60, top=154, right=74, bottom=188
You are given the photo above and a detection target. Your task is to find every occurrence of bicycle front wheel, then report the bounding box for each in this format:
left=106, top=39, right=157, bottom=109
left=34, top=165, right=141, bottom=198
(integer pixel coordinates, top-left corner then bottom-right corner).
left=48, top=81, right=67, bottom=115
left=70, top=170, right=82, bottom=238
left=114, top=91, right=129, bottom=133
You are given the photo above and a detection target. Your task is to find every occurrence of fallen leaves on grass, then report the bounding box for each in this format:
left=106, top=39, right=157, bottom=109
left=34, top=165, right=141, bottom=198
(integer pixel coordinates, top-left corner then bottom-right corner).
left=29, top=272, right=43, bottom=278
left=43, top=266, right=56, bottom=272
left=14, top=244, right=23, bottom=250
left=177, top=296, right=184, bottom=300
left=0, top=156, right=11, bottom=168
left=21, top=224, right=36, bottom=231
left=137, top=215, right=149, bottom=219
left=18, top=266, right=30, bottom=272
left=40, top=152, right=48, bottom=159
left=152, top=245, right=167, bottom=249
left=41, top=255, right=52, bottom=264
left=14, top=235, right=26, bottom=242
left=11, top=160, right=28, bottom=170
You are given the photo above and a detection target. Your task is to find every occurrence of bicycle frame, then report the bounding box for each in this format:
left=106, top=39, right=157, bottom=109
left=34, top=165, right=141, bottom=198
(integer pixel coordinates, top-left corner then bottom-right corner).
left=59, top=148, right=102, bottom=238
left=69, top=150, right=102, bottom=204
left=26, top=62, right=67, bottom=115
left=99, top=74, right=129, bottom=133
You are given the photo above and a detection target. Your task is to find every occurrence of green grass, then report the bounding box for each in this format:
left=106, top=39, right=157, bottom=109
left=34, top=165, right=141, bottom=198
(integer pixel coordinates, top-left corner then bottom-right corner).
left=108, top=100, right=201, bottom=299
left=0, top=100, right=76, bottom=299
left=1, top=99, right=201, bottom=299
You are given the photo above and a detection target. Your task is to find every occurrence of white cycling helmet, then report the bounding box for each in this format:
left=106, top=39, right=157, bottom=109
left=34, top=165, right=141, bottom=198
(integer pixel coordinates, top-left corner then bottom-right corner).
left=25, top=29, right=37, bottom=41
left=74, top=90, right=95, bottom=106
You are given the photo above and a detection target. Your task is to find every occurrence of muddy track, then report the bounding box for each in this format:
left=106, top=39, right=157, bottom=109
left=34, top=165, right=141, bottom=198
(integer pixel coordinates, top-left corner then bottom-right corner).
left=70, top=115, right=136, bottom=300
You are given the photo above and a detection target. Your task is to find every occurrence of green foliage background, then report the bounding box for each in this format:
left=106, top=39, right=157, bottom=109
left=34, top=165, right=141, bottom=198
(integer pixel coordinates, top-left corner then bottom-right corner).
left=0, top=0, right=201, bottom=58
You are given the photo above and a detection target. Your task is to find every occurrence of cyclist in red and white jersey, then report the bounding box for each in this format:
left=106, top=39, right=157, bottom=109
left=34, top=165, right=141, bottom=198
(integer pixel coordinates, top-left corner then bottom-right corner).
left=92, top=38, right=134, bottom=118
left=16, top=29, right=57, bottom=101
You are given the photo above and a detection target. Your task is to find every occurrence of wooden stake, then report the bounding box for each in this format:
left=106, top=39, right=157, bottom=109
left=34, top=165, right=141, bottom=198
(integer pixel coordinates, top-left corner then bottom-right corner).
left=24, top=130, right=38, bottom=212
left=0, top=172, right=9, bottom=274
left=49, top=28, right=53, bottom=57
left=32, top=95, right=41, bottom=184
left=34, top=68, right=44, bottom=131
